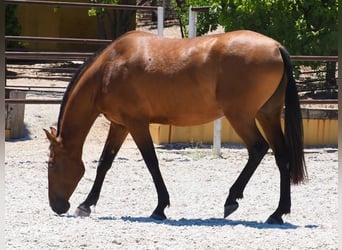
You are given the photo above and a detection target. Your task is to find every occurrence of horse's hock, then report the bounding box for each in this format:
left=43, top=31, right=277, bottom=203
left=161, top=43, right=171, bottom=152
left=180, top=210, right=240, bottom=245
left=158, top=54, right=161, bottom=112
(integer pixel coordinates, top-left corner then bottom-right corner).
left=5, top=90, right=26, bottom=140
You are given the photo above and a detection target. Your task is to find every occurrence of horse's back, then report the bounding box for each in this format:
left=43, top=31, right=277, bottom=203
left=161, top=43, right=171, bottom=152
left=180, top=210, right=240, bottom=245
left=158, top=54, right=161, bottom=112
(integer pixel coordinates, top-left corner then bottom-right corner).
left=96, top=30, right=285, bottom=126
left=105, top=29, right=283, bottom=80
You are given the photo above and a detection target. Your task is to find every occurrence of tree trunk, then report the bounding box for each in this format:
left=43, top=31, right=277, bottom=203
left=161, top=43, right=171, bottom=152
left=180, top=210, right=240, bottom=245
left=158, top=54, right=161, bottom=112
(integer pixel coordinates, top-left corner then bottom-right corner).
left=112, top=0, right=136, bottom=39
left=325, top=61, right=337, bottom=86
left=96, top=0, right=137, bottom=41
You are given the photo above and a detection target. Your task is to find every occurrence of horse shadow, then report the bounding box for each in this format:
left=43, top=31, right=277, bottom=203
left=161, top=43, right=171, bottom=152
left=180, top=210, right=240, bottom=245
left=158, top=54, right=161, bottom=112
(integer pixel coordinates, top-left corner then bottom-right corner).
left=97, top=216, right=318, bottom=230
left=59, top=213, right=318, bottom=230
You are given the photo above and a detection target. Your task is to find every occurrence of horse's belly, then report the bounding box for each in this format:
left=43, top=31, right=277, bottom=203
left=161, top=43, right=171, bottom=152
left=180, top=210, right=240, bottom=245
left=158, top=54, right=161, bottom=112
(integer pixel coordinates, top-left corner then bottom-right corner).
left=151, top=105, right=224, bottom=126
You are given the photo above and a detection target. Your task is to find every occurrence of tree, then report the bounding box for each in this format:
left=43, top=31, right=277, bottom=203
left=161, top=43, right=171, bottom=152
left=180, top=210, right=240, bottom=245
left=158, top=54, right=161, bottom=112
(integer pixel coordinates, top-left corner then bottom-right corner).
left=179, top=0, right=338, bottom=85
left=212, top=0, right=338, bottom=56
left=88, top=0, right=137, bottom=40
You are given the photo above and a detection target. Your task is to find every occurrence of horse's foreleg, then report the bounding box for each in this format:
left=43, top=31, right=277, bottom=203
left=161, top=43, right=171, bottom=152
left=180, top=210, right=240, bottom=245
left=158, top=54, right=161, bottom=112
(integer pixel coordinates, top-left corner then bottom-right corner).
left=223, top=116, right=269, bottom=219
left=75, top=122, right=128, bottom=217
left=128, top=122, right=170, bottom=220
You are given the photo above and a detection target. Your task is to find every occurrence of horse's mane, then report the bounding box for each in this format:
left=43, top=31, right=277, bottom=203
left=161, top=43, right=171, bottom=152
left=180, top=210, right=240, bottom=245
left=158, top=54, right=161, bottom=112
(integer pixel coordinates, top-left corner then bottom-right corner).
left=56, top=46, right=107, bottom=136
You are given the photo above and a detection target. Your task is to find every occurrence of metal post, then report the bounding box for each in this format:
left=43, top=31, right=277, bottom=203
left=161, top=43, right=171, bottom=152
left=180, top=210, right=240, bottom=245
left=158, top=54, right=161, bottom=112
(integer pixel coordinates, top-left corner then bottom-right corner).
left=189, top=6, right=221, bottom=156
left=188, top=6, right=197, bottom=38
left=338, top=11, right=342, bottom=242
left=157, top=7, right=164, bottom=36
left=213, top=119, right=222, bottom=156
left=0, top=1, right=5, bottom=248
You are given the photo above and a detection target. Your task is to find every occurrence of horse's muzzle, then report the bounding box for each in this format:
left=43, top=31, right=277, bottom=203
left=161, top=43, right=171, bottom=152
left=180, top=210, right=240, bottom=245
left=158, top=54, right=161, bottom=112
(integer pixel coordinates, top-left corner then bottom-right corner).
left=50, top=197, right=70, bottom=215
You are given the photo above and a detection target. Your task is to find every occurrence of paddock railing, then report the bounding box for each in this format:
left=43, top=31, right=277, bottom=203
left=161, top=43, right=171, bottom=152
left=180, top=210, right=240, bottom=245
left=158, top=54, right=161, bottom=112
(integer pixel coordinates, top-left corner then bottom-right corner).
left=4, top=0, right=166, bottom=101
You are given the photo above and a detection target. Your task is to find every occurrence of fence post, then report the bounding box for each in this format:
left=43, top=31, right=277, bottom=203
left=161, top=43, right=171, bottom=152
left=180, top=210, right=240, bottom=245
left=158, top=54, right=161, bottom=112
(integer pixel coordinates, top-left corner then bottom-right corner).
left=188, top=6, right=197, bottom=38
left=5, top=90, right=26, bottom=139
left=0, top=2, right=5, bottom=248
left=189, top=6, right=221, bottom=156
left=213, top=119, right=222, bottom=156
left=157, top=6, right=164, bottom=36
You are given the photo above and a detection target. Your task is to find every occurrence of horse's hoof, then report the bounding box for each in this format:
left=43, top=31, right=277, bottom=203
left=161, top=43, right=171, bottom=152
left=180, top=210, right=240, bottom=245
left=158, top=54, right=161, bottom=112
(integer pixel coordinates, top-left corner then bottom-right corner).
left=150, top=211, right=167, bottom=220
left=265, top=215, right=284, bottom=224
left=75, top=205, right=91, bottom=217
left=224, top=202, right=239, bottom=218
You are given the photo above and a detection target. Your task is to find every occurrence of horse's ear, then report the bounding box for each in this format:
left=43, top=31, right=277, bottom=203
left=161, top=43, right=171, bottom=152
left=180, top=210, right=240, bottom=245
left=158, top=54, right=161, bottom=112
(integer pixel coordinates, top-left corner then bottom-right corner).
left=44, top=128, right=57, bottom=144
left=50, top=127, right=57, bottom=136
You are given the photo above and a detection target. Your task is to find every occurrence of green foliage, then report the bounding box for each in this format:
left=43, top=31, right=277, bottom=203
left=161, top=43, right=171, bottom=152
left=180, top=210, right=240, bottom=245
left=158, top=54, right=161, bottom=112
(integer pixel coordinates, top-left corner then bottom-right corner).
left=183, top=0, right=338, bottom=56
left=172, top=0, right=219, bottom=37
left=5, top=5, right=21, bottom=48
left=88, top=0, right=119, bottom=17
left=181, top=0, right=338, bottom=85
left=5, top=5, right=21, bottom=36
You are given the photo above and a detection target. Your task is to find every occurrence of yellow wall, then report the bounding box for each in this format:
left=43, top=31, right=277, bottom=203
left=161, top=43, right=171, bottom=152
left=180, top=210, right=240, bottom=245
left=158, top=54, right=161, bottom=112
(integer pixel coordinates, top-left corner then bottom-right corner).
left=150, top=110, right=338, bottom=146
left=302, top=118, right=338, bottom=146
left=17, top=0, right=102, bottom=51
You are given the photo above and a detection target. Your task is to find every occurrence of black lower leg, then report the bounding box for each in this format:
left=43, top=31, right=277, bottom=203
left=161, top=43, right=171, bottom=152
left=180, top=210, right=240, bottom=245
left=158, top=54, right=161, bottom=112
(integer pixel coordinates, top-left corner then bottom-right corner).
left=266, top=156, right=291, bottom=224
left=140, top=148, right=170, bottom=219
left=225, top=141, right=269, bottom=218
left=128, top=123, right=170, bottom=220
left=76, top=151, right=116, bottom=216
left=76, top=123, right=128, bottom=216
left=150, top=178, right=170, bottom=220
left=144, top=158, right=170, bottom=220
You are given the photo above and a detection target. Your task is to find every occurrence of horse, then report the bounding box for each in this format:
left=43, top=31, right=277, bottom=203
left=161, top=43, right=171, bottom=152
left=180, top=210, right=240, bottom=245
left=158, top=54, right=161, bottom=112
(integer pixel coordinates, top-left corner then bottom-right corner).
left=44, top=30, right=306, bottom=224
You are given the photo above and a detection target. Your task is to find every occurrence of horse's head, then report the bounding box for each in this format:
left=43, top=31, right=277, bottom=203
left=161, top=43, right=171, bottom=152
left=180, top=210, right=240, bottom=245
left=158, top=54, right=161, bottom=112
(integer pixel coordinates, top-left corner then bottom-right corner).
left=44, top=128, right=85, bottom=215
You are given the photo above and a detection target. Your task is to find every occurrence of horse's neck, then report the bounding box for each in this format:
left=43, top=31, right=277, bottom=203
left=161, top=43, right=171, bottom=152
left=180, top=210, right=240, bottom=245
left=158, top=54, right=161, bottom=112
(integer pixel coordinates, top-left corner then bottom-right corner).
left=58, top=80, right=100, bottom=155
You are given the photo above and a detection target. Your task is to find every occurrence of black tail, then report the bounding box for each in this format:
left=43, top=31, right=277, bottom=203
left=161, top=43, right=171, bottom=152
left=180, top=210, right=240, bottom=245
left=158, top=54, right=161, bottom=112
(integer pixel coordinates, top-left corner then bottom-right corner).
left=279, top=47, right=307, bottom=184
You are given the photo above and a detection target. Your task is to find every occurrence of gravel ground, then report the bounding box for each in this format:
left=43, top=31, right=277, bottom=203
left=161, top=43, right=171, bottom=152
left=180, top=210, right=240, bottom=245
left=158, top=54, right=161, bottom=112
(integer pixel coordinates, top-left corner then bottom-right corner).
left=5, top=26, right=338, bottom=249
left=5, top=91, right=338, bottom=249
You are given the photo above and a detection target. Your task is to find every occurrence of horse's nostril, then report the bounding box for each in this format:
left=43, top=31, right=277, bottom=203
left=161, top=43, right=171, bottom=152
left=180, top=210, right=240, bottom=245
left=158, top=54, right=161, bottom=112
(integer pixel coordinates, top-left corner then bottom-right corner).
left=50, top=198, right=70, bottom=215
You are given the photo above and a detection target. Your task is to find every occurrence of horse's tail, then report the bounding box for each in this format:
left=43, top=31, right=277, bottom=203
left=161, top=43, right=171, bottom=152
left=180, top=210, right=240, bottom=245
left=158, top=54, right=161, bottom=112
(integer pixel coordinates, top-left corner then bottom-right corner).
left=279, top=46, right=307, bottom=184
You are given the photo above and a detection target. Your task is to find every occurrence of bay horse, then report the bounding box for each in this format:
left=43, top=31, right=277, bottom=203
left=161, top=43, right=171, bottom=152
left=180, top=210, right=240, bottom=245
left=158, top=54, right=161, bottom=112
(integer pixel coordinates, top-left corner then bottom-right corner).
left=44, top=30, right=306, bottom=224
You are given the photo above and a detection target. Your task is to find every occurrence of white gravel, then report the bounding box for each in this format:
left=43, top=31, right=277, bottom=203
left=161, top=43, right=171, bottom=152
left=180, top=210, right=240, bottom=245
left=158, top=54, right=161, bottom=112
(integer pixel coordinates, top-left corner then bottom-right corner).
left=5, top=91, right=338, bottom=249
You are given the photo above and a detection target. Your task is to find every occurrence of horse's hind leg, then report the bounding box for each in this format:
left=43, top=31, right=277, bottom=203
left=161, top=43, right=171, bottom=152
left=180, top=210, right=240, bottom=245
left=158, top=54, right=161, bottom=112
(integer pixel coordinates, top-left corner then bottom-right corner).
left=256, top=109, right=290, bottom=224
left=223, top=114, right=269, bottom=218
left=75, top=122, right=128, bottom=216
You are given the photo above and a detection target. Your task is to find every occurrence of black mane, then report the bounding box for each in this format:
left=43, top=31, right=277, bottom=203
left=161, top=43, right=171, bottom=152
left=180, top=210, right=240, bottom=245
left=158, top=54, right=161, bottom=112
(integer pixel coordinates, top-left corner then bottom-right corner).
left=56, top=46, right=107, bottom=135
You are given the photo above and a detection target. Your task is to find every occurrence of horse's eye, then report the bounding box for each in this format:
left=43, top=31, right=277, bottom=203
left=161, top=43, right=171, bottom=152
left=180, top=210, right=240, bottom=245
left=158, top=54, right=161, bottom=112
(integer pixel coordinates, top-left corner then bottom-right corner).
left=48, top=162, right=55, bottom=168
